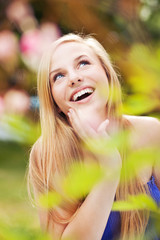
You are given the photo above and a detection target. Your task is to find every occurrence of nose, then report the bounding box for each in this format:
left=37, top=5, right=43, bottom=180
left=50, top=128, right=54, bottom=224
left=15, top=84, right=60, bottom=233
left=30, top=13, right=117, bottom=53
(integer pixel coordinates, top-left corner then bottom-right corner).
left=70, top=78, right=81, bottom=86
left=68, top=71, right=83, bottom=87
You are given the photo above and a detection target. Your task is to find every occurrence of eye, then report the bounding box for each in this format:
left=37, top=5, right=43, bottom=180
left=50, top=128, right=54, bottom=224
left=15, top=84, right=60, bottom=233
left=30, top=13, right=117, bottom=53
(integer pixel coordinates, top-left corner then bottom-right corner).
left=79, top=60, right=90, bottom=67
left=54, top=73, right=64, bottom=81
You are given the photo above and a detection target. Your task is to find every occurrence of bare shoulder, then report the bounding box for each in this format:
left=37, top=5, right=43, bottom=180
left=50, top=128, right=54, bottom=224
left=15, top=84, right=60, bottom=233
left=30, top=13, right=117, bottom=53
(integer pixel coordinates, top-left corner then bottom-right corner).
left=123, top=115, right=160, bottom=148
left=123, top=115, right=160, bottom=187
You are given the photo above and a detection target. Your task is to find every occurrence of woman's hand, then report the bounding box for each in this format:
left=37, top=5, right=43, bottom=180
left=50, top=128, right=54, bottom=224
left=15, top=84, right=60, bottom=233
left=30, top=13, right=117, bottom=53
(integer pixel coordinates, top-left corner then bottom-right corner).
left=68, top=108, right=109, bottom=139
left=67, top=108, right=122, bottom=172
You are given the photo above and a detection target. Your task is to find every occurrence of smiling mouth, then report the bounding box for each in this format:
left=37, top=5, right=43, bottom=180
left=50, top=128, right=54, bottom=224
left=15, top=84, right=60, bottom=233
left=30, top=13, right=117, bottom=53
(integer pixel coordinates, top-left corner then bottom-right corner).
left=70, top=87, right=94, bottom=102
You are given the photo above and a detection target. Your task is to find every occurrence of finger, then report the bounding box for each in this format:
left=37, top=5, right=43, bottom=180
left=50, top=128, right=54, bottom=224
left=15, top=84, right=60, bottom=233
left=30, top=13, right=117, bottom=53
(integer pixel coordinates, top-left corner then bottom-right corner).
left=68, top=108, right=97, bottom=140
left=97, top=119, right=110, bottom=136
left=68, top=108, right=88, bottom=139
left=74, top=109, right=99, bottom=138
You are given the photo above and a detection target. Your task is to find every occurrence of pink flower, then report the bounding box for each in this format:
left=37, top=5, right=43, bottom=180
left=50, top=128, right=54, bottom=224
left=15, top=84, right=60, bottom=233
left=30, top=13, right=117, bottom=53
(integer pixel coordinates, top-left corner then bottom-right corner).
left=20, top=29, right=42, bottom=55
left=0, top=30, right=18, bottom=65
left=20, top=23, right=61, bottom=71
left=4, top=89, right=30, bottom=115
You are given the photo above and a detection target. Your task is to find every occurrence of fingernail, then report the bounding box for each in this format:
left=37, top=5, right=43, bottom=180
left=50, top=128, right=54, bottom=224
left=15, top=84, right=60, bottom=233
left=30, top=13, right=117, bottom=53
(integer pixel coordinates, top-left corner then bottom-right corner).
left=69, top=108, right=73, bottom=114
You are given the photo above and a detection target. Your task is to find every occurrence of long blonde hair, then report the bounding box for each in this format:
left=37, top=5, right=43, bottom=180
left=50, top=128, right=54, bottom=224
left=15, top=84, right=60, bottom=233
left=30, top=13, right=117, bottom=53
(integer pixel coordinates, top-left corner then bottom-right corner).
left=28, top=33, right=148, bottom=239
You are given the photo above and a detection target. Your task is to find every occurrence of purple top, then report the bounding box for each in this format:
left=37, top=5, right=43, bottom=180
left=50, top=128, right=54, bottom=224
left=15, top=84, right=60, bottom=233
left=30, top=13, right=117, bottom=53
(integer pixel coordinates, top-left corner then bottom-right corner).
left=101, top=176, right=160, bottom=240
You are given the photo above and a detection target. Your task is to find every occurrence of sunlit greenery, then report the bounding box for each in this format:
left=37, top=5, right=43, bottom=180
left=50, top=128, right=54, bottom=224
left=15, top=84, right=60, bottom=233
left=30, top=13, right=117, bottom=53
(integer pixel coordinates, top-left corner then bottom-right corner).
left=0, top=0, right=160, bottom=239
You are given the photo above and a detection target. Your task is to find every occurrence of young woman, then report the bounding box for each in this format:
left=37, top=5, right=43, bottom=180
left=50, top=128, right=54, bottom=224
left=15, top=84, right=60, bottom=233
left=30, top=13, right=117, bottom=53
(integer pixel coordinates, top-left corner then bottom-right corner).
left=28, top=33, right=160, bottom=240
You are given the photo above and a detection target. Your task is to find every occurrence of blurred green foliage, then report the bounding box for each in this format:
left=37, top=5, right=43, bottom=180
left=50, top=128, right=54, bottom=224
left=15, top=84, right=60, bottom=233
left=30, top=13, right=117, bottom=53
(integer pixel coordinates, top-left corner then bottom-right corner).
left=1, top=114, right=40, bottom=145
left=0, top=0, right=160, bottom=239
left=0, top=140, right=47, bottom=240
left=112, top=194, right=159, bottom=212
left=62, top=162, right=105, bottom=199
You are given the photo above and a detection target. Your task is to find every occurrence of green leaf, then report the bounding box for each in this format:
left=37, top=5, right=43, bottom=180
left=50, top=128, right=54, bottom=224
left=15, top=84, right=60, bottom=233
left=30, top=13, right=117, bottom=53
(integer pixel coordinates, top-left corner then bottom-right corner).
left=120, top=147, right=159, bottom=182
left=123, top=94, right=159, bottom=115
left=112, top=194, right=158, bottom=212
left=1, top=114, right=40, bottom=144
left=38, top=191, right=62, bottom=209
left=128, top=194, right=158, bottom=212
left=83, top=129, right=130, bottom=156
left=62, top=162, right=105, bottom=199
left=112, top=200, right=139, bottom=211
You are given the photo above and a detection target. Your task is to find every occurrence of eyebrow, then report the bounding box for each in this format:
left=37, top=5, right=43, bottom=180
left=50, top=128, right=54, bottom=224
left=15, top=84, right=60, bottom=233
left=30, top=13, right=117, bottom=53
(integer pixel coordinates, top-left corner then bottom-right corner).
left=49, top=54, right=88, bottom=77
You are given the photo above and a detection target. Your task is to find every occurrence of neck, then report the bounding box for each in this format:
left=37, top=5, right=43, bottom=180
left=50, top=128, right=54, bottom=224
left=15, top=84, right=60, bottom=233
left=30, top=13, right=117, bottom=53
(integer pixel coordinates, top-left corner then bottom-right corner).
left=86, top=111, right=107, bottom=131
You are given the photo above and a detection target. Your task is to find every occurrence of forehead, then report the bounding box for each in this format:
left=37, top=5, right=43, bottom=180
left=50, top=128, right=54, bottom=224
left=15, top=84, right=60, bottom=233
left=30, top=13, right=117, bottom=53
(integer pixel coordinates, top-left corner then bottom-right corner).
left=50, top=41, right=98, bottom=67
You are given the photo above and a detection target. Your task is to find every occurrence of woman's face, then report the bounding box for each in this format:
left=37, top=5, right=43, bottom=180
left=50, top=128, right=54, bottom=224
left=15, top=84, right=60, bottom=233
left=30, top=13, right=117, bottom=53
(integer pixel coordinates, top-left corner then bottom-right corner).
left=49, top=41, right=109, bottom=118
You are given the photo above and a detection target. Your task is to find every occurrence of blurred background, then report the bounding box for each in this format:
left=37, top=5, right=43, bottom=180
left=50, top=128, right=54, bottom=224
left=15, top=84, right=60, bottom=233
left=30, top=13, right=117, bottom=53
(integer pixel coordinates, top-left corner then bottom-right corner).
left=0, top=0, right=160, bottom=239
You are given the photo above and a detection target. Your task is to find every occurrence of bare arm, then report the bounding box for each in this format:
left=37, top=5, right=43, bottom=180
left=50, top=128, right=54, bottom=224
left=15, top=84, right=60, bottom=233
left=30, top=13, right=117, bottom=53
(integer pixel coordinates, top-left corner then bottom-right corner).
left=38, top=109, right=121, bottom=240
left=132, top=116, right=160, bottom=189
left=60, top=108, right=121, bottom=240
left=62, top=174, right=120, bottom=240
left=125, top=115, right=160, bottom=188
left=38, top=174, right=120, bottom=240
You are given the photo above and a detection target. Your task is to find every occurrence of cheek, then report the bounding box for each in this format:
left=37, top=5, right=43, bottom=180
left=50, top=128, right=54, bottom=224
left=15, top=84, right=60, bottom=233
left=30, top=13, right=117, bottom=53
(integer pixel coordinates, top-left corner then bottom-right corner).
left=51, top=85, right=62, bottom=106
left=51, top=83, right=63, bottom=100
left=96, top=73, right=109, bottom=95
left=51, top=85, right=69, bottom=114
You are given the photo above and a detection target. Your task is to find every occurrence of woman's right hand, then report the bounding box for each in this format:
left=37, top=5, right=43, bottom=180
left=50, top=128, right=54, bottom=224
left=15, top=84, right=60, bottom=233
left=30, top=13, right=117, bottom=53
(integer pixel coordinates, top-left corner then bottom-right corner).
left=67, top=108, right=122, bottom=174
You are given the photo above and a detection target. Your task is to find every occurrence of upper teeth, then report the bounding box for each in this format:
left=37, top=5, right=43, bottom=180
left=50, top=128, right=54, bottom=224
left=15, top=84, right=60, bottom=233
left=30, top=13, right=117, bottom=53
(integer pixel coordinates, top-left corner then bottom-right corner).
left=72, top=88, right=94, bottom=101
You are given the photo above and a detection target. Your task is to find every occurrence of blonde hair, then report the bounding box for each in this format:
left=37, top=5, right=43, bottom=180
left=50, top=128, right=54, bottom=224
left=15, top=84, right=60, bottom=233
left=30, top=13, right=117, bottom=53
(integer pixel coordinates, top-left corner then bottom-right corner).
left=28, top=33, right=148, bottom=239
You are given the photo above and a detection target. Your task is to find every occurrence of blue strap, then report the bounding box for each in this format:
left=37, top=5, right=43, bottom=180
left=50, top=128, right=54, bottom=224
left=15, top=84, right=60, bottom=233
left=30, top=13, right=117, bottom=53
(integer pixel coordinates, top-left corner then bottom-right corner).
left=101, top=176, right=160, bottom=240
left=147, top=176, right=160, bottom=206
